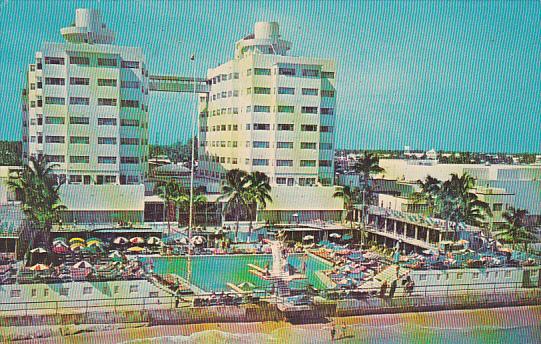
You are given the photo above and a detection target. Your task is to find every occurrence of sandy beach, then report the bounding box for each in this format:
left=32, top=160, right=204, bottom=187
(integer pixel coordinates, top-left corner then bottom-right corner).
left=7, top=305, right=540, bottom=344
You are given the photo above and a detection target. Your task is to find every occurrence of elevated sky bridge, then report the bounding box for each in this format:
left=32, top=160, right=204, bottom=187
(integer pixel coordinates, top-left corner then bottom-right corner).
left=148, top=75, right=209, bottom=93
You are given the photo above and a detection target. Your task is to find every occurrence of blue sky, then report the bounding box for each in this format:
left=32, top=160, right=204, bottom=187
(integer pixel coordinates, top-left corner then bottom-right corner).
left=0, top=1, right=539, bottom=153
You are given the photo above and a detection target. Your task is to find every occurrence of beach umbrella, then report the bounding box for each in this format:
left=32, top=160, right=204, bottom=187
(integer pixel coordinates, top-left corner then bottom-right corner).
left=303, top=235, right=314, bottom=241
left=175, top=237, right=189, bottom=245
left=191, top=236, right=205, bottom=245
left=30, top=247, right=47, bottom=254
left=53, top=245, right=69, bottom=254
left=147, top=236, right=161, bottom=245
left=70, top=243, right=85, bottom=251
left=73, top=261, right=92, bottom=269
left=130, top=237, right=145, bottom=244
left=30, top=263, right=49, bottom=271
left=108, top=250, right=122, bottom=258
left=329, top=233, right=341, bottom=238
left=342, top=234, right=353, bottom=241
left=87, top=240, right=104, bottom=247
left=127, top=246, right=144, bottom=252
left=52, top=237, right=67, bottom=245
left=113, top=237, right=129, bottom=245
left=69, top=237, right=85, bottom=244
left=53, top=241, right=69, bottom=248
left=83, top=245, right=103, bottom=254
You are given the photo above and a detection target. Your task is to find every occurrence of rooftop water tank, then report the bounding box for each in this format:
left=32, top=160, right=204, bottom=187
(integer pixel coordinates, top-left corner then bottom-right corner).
left=254, top=22, right=280, bottom=40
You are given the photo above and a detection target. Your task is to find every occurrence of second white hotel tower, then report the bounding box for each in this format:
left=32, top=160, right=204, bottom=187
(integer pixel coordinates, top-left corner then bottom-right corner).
left=199, top=22, right=336, bottom=187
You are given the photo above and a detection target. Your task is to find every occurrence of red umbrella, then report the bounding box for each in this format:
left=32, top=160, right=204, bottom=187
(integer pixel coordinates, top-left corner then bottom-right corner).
left=53, top=245, right=69, bottom=254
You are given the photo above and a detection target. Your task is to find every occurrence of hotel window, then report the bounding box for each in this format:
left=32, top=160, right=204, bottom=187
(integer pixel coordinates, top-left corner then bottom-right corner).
left=45, top=97, right=65, bottom=105
left=253, top=141, right=269, bottom=148
left=493, top=203, right=503, bottom=211
left=299, top=178, right=316, bottom=186
left=277, top=178, right=287, bottom=185
left=456, top=272, right=463, bottom=280
left=232, top=141, right=238, bottom=147
left=129, top=285, right=139, bottom=293
left=98, top=156, right=117, bottom=164
left=472, top=272, right=479, bottom=279
left=246, top=88, right=252, bottom=94
left=98, top=137, right=116, bottom=144
left=121, top=157, right=139, bottom=164
left=233, top=124, right=238, bottom=130
left=221, top=91, right=227, bottom=98
left=70, top=136, right=89, bottom=144
left=320, top=126, right=333, bottom=133
left=246, top=69, right=252, bottom=76
left=98, top=58, right=117, bottom=67
left=233, top=72, right=239, bottom=79
left=302, top=88, right=318, bottom=96
left=43, top=289, right=49, bottom=297
left=245, top=124, right=251, bottom=130
left=83, top=287, right=93, bottom=295
left=277, top=142, right=293, bottom=149
left=254, top=87, right=271, bottom=95
left=69, top=97, right=89, bottom=105
left=45, top=77, right=65, bottom=85
left=232, top=158, right=238, bottom=164
left=59, top=288, right=69, bottom=296
left=121, top=137, right=139, bottom=145
left=45, top=116, right=65, bottom=125
left=69, top=77, right=90, bottom=85
left=278, top=105, right=294, bottom=113
left=98, top=98, right=117, bottom=106
left=301, top=106, right=318, bottom=114
left=321, top=90, right=335, bottom=97
left=70, top=156, right=89, bottom=164
left=253, top=123, right=270, bottom=130
left=233, top=107, right=239, bottom=114
left=254, top=105, right=271, bottom=112
left=253, top=159, right=269, bottom=166
left=319, top=160, right=332, bottom=167
left=45, top=136, right=65, bottom=143
left=419, top=274, right=427, bottom=281
left=254, top=68, right=271, bottom=75
left=505, top=271, right=511, bottom=278
left=121, top=99, right=139, bottom=108
left=300, top=160, right=316, bottom=167
left=44, top=57, right=64, bottom=65
left=321, top=71, right=335, bottom=79
left=278, top=87, right=295, bottom=95
left=98, top=78, right=117, bottom=87
left=278, top=67, right=296, bottom=76
left=301, top=142, right=317, bottom=149
left=321, top=108, right=334, bottom=115
left=320, top=142, right=333, bottom=150
left=228, top=91, right=232, bottom=97
left=302, top=69, right=320, bottom=77
left=121, top=60, right=139, bottom=69
left=120, top=119, right=140, bottom=127
left=277, top=160, right=293, bottom=167
left=301, top=125, right=317, bottom=132
left=70, top=116, right=89, bottom=124
left=233, top=90, right=239, bottom=97
left=31, top=289, right=37, bottom=297
left=222, top=74, right=227, bottom=81
left=216, top=75, right=221, bottom=82
left=46, top=155, right=65, bottom=163
left=121, top=80, right=140, bottom=88
left=10, top=290, right=21, bottom=298
left=98, top=118, right=117, bottom=126
left=278, top=124, right=294, bottom=131
left=69, top=56, right=90, bottom=65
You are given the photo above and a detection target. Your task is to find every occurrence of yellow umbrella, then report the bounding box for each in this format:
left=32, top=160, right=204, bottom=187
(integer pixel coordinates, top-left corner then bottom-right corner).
left=127, top=246, right=144, bottom=252
left=69, top=237, right=85, bottom=243
left=30, top=263, right=49, bottom=271
left=70, top=242, right=85, bottom=251
left=87, top=240, right=103, bottom=247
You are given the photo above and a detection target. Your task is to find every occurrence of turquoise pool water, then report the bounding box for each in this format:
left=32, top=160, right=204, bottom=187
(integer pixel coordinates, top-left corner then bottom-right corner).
left=148, top=254, right=331, bottom=292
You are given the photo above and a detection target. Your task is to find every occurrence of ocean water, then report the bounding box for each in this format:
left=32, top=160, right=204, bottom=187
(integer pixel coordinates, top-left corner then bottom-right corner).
left=121, top=323, right=541, bottom=344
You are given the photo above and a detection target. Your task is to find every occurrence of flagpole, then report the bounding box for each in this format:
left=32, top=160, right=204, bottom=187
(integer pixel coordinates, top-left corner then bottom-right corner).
left=187, top=53, right=196, bottom=284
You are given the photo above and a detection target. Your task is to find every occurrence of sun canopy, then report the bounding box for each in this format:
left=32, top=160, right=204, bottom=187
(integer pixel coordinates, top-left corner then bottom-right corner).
left=73, top=261, right=92, bottom=269
left=30, top=264, right=49, bottom=271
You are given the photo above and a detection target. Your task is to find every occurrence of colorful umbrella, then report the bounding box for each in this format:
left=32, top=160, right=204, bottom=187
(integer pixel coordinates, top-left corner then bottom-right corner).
left=70, top=243, right=85, bottom=251
left=130, top=237, right=145, bottom=244
left=108, top=250, right=122, bottom=258
left=303, top=235, right=314, bottom=241
left=113, top=237, right=129, bottom=245
left=73, top=261, right=93, bottom=269
left=53, top=245, right=69, bottom=254
left=127, top=246, right=144, bottom=252
left=54, top=241, right=69, bottom=248
left=329, top=233, right=341, bottom=238
left=30, top=263, right=49, bottom=271
left=87, top=240, right=103, bottom=247
left=191, top=236, right=205, bottom=245
left=147, top=236, right=161, bottom=245
left=69, top=237, right=85, bottom=243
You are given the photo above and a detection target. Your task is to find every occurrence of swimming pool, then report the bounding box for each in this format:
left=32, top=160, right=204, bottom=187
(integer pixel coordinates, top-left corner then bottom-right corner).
left=148, top=254, right=332, bottom=292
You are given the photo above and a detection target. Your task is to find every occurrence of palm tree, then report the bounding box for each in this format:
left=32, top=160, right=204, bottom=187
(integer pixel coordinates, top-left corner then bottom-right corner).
left=333, top=186, right=358, bottom=228
left=157, top=180, right=181, bottom=234
left=436, top=173, right=491, bottom=240
left=219, top=169, right=250, bottom=242
left=175, top=191, right=207, bottom=227
left=244, top=171, right=272, bottom=241
left=352, top=152, right=384, bottom=224
left=6, top=156, right=65, bottom=256
left=495, top=207, right=536, bottom=252
left=411, top=175, right=441, bottom=215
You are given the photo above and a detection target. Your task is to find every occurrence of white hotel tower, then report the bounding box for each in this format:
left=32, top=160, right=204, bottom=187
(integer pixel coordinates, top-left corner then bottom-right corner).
left=198, top=22, right=336, bottom=187
left=22, top=9, right=149, bottom=185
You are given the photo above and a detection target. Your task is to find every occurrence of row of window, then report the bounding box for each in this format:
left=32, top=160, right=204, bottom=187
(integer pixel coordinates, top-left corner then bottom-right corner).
left=241, top=123, right=333, bottom=132
left=209, top=87, right=335, bottom=101
left=9, top=284, right=143, bottom=298
left=202, top=106, right=334, bottom=117
left=199, top=155, right=331, bottom=168
left=36, top=117, right=143, bottom=127
left=200, top=124, right=238, bottom=132
left=43, top=56, right=142, bottom=69
left=46, top=154, right=140, bottom=164
left=208, top=68, right=334, bottom=86
left=43, top=135, right=145, bottom=145
left=42, top=97, right=142, bottom=108
left=42, top=77, right=142, bottom=89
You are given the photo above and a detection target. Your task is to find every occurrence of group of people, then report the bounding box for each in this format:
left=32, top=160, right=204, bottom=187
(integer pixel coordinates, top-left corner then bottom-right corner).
left=379, top=275, right=415, bottom=298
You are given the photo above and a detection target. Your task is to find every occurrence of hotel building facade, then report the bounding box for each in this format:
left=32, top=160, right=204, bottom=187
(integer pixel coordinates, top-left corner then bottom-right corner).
left=22, top=9, right=149, bottom=185
left=198, top=22, right=336, bottom=187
